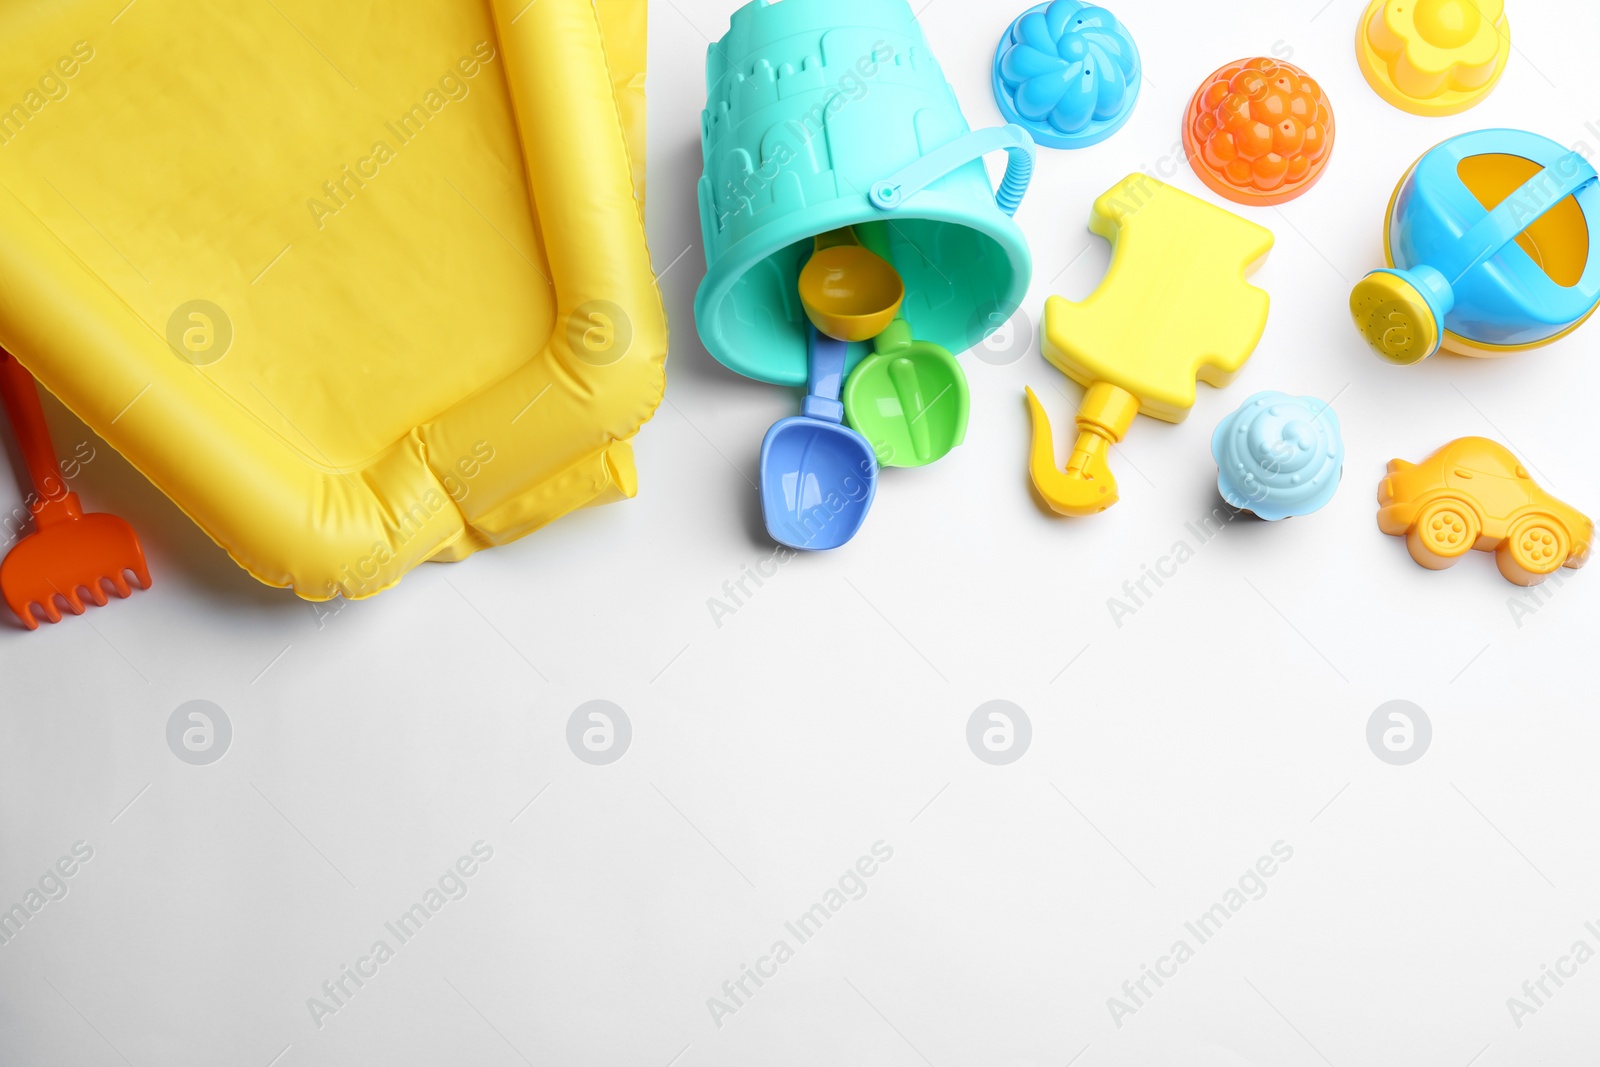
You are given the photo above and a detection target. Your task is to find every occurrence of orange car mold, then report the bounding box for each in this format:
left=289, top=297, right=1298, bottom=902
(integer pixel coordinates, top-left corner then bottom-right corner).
left=1377, top=437, right=1592, bottom=586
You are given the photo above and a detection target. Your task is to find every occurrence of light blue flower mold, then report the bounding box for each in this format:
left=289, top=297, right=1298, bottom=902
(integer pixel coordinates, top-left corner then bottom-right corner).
left=1212, top=392, right=1344, bottom=520
left=992, top=0, right=1140, bottom=150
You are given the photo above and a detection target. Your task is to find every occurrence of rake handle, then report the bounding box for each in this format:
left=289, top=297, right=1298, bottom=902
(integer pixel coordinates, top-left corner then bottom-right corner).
left=0, top=348, right=77, bottom=524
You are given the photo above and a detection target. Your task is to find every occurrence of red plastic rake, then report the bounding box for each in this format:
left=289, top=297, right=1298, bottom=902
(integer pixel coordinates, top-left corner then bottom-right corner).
left=0, top=348, right=150, bottom=629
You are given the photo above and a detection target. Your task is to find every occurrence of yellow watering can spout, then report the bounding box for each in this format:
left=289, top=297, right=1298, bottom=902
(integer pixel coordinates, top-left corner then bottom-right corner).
left=1025, top=382, right=1140, bottom=516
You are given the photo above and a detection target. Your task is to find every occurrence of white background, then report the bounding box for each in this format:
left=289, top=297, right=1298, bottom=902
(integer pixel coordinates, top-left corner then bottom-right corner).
left=4, top=0, right=1600, bottom=1064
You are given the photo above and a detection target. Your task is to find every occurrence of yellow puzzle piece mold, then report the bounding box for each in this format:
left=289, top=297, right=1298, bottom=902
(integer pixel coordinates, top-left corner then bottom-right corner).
left=1027, top=175, right=1274, bottom=516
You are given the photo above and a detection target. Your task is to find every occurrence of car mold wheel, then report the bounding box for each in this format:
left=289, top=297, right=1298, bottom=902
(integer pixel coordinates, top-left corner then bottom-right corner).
left=1496, top=514, right=1571, bottom=586
left=1407, top=497, right=1480, bottom=570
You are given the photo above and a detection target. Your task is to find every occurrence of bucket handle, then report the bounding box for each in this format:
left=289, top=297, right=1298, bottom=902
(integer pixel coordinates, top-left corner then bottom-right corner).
left=1441, top=150, right=1598, bottom=285
left=869, top=125, right=1036, bottom=218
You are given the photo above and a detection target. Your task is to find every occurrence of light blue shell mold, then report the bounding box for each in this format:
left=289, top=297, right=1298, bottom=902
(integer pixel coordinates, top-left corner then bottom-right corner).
left=1212, top=392, right=1344, bottom=520
left=992, top=0, right=1140, bottom=150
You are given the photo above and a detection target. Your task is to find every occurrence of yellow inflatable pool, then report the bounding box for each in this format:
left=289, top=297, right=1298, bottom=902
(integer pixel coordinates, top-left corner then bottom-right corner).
left=0, top=0, right=664, bottom=600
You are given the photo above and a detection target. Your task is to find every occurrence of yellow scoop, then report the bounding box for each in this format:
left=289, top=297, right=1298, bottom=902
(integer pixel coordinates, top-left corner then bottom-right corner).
left=799, top=227, right=905, bottom=342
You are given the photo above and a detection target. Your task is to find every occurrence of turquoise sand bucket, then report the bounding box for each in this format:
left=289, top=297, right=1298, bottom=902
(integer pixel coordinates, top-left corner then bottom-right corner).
left=694, top=0, right=1036, bottom=387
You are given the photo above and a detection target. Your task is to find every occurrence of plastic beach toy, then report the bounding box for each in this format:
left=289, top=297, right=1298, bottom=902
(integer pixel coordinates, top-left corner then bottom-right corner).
left=844, top=320, right=969, bottom=467
left=760, top=327, right=880, bottom=550
left=1, top=350, right=150, bottom=629
left=1027, top=174, right=1273, bottom=516
left=1356, top=0, right=1510, bottom=116
left=1377, top=437, right=1592, bottom=586
left=696, top=0, right=1036, bottom=387
left=1183, top=57, right=1335, bottom=207
left=799, top=228, right=905, bottom=342
left=840, top=222, right=968, bottom=468
left=0, top=0, right=663, bottom=601
left=1351, top=129, right=1600, bottom=364
left=992, top=1, right=1141, bottom=150
left=1212, top=392, right=1344, bottom=520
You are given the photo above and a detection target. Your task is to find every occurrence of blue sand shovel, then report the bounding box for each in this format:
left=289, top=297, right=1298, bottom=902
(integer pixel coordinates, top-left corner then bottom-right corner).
left=759, top=326, right=880, bottom=550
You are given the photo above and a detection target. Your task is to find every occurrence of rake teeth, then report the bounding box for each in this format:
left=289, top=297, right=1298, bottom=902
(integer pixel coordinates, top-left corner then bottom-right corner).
left=5, top=565, right=150, bottom=628
left=100, top=563, right=151, bottom=598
